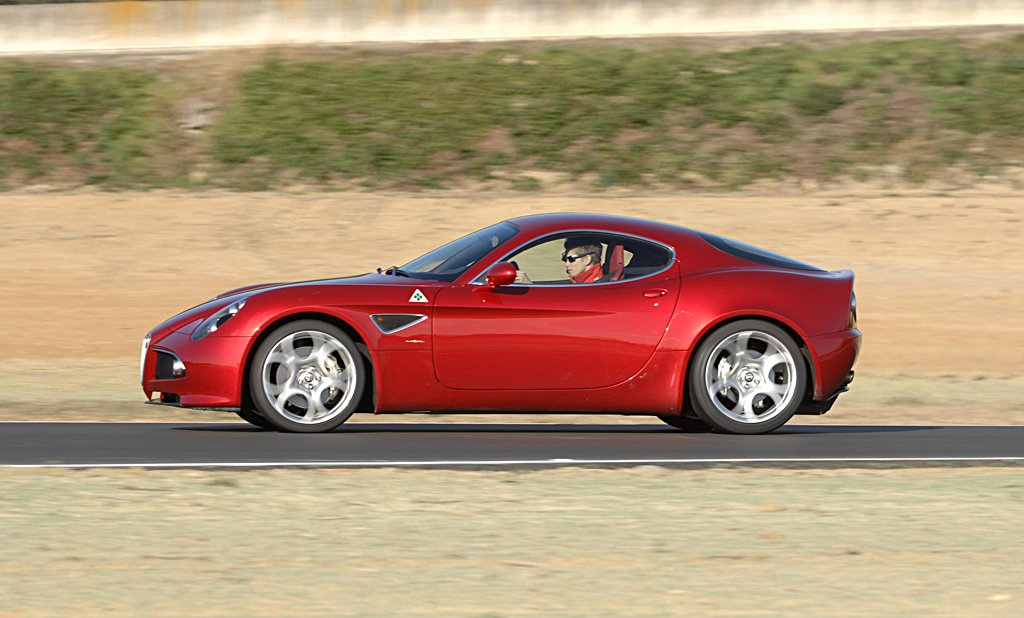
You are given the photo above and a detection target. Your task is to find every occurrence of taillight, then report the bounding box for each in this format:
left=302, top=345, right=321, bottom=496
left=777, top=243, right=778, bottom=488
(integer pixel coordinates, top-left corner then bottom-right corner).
left=850, top=292, right=858, bottom=327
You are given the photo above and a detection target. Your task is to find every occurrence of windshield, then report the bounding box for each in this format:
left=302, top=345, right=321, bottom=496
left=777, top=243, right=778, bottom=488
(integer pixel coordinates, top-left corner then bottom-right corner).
left=401, top=222, right=519, bottom=281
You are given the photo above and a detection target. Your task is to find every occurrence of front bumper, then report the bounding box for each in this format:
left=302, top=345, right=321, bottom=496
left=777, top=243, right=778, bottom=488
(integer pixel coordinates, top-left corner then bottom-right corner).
left=141, top=331, right=251, bottom=408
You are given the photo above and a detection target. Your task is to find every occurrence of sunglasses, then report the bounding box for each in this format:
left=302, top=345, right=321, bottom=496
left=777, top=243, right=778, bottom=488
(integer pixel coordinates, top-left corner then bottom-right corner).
left=562, top=252, right=594, bottom=263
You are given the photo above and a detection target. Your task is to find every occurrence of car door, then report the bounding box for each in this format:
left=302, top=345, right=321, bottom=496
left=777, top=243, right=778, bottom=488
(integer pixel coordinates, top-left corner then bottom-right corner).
left=432, top=264, right=679, bottom=391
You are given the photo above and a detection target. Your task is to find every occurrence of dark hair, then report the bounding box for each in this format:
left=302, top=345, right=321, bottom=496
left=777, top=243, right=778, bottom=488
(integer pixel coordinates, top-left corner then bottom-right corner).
left=563, top=237, right=602, bottom=265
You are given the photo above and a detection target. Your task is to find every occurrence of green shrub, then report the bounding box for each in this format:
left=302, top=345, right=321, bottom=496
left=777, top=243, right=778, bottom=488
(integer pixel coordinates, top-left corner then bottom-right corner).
left=791, top=82, right=846, bottom=117
left=0, top=62, right=169, bottom=186
left=2, top=35, right=1024, bottom=190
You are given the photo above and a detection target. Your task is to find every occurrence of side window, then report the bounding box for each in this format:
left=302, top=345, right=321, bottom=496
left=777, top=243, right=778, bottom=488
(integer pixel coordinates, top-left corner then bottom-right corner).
left=494, top=233, right=673, bottom=285
left=508, top=237, right=572, bottom=284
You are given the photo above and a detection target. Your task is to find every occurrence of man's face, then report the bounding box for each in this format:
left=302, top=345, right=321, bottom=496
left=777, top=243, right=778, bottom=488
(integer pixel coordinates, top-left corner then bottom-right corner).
left=563, top=249, right=593, bottom=278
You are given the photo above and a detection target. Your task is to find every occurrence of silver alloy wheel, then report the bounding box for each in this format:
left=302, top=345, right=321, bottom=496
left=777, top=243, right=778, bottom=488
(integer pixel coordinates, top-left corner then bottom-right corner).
left=260, top=330, right=357, bottom=425
left=703, top=330, right=798, bottom=424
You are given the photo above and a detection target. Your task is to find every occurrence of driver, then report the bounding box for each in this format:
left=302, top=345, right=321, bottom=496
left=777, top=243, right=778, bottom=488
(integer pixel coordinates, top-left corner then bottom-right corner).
left=513, top=238, right=604, bottom=284
left=562, top=238, right=604, bottom=283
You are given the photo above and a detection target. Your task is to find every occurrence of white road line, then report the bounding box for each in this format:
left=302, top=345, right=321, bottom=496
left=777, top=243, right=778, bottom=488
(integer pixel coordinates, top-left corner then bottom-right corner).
left=3, top=456, right=1024, bottom=469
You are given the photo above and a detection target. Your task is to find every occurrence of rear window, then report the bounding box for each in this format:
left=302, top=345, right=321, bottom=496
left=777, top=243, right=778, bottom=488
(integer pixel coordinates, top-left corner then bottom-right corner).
left=698, top=232, right=823, bottom=272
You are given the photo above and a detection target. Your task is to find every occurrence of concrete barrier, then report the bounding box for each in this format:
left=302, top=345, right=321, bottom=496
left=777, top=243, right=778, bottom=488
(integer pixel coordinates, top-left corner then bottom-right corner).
left=2, top=0, right=1024, bottom=54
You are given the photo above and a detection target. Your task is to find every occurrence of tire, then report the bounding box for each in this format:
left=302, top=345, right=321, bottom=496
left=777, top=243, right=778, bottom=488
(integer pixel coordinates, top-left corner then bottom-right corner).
left=688, top=319, right=807, bottom=435
left=248, top=320, right=365, bottom=433
left=233, top=405, right=277, bottom=430
left=657, top=414, right=710, bottom=432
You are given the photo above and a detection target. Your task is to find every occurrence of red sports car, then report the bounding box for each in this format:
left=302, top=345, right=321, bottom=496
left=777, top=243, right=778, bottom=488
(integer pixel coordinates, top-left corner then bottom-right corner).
left=141, top=213, right=860, bottom=434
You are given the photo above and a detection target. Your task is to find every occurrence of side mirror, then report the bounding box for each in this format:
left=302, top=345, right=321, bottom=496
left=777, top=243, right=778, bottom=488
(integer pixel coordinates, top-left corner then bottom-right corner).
left=485, top=262, right=517, bottom=287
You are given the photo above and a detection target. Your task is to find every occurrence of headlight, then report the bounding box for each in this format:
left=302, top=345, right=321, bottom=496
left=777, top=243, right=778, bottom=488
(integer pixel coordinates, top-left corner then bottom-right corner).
left=140, top=333, right=151, bottom=384
left=191, top=298, right=248, bottom=342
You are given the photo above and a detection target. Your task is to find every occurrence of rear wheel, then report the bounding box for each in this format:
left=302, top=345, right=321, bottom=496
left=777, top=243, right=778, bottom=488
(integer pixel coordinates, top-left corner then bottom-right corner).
left=688, top=320, right=807, bottom=435
left=249, top=320, right=365, bottom=433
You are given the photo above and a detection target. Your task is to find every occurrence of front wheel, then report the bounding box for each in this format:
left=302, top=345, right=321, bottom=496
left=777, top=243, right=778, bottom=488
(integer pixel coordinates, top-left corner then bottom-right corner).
left=234, top=405, right=277, bottom=430
left=248, top=320, right=365, bottom=433
left=688, top=320, right=807, bottom=435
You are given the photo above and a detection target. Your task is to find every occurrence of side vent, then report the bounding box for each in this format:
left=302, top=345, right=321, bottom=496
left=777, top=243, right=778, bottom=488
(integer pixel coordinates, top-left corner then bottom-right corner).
left=370, top=314, right=428, bottom=334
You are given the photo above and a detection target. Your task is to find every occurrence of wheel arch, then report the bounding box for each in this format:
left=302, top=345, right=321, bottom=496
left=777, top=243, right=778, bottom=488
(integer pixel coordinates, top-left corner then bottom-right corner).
left=680, top=313, right=817, bottom=414
left=240, top=311, right=377, bottom=414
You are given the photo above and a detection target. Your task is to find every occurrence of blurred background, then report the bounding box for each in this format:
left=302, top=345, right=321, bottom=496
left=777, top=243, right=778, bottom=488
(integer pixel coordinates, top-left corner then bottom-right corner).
left=2, top=0, right=1024, bottom=192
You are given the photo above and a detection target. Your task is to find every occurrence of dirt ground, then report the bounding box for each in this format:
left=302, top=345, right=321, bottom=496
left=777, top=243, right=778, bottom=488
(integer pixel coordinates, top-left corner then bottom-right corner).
left=1, top=466, right=1022, bottom=616
left=0, top=186, right=1020, bottom=425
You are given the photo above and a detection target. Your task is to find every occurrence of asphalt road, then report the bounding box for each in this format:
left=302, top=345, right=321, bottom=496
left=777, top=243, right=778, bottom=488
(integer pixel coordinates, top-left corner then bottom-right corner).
left=2, top=422, right=1023, bottom=468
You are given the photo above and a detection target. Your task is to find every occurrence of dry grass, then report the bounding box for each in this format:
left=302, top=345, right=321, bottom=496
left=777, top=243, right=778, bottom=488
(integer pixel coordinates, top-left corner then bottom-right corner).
left=1, top=466, right=1022, bottom=616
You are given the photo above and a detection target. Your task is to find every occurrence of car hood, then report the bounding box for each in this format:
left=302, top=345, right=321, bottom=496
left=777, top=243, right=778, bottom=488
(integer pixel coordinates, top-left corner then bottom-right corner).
left=211, top=282, right=288, bottom=300
left=147, top=273, right=425, bottom=340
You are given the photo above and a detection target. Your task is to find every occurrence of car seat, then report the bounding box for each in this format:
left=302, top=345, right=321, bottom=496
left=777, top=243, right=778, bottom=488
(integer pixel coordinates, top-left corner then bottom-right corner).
left=598, top=244, right=625, bottom=282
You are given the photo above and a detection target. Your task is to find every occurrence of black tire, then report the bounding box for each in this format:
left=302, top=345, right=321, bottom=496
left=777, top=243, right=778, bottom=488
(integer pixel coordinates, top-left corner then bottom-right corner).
left=657, top=414, right=711, bottom=432
left=688, top=319, right=807, bottom=435
left=233, top=405, right=277, bottom=430
left=248, top=320, right=365, bottom=433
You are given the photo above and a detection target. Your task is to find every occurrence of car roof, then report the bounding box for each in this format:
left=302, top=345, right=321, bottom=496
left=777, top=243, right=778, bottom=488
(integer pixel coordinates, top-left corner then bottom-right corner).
left=504, top=213, right=694, bottom=245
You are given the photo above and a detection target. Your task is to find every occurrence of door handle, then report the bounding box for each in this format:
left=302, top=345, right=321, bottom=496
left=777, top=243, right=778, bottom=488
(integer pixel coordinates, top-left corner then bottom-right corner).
left=643, top=288, right=667, bottom=298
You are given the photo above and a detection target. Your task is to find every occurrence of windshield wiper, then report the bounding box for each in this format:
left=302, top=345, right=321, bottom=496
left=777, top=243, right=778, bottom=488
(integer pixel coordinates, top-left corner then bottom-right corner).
left=377, top=266, right=411, bottom=277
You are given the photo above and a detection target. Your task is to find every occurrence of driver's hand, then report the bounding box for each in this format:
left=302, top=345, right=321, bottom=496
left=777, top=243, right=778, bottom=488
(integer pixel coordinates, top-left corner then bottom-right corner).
left=514, top=270, right=532, bottom=284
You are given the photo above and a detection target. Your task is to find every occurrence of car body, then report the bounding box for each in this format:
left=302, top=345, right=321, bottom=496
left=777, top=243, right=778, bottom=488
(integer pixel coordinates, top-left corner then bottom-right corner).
left=141, top=213, right=860, bottom=434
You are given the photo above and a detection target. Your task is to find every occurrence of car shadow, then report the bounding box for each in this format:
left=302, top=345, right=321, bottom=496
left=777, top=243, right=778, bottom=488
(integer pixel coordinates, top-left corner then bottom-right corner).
left=172, top=423, right=940, bottom=435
